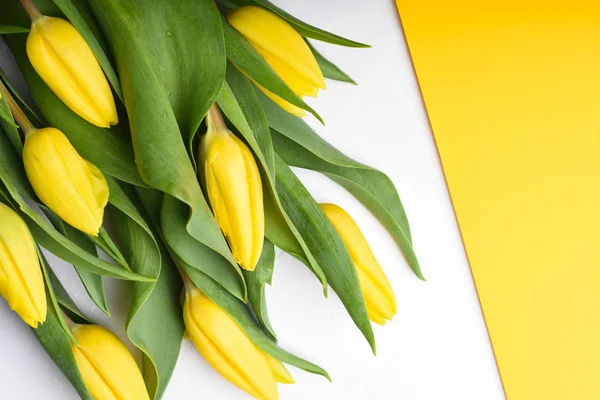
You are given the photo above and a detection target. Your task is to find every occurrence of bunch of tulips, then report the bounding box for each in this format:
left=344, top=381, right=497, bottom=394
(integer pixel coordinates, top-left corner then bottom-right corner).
left=0, top=0, right=422, bottom=399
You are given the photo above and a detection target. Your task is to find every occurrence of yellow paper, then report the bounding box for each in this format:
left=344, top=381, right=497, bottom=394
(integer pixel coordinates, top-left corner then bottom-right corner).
left=396, top=1, right=600, bottom=399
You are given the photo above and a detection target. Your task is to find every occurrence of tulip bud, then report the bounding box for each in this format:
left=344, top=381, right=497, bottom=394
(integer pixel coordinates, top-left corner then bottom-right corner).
left=71, top=324, right=150, bottom=400
left=26, top=16, right=118, bottom=128
left=200, top=109, right=264, bottom=271
left=227, top=6, right=325, bottom=117
left=183, top=285, right=285, bottom=400
left=23, top=128, right=109, bottom=236
left=0, top=203, right=46, bottom=328
left=320, top=204, right=397, bottom=325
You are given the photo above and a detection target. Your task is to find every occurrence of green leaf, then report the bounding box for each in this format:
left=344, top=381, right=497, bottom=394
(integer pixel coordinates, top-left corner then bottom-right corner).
left=87, top=0, right=237, bottom=283
left=0, top=24, right=29, bottom=34
left=216, top=72, right=327, bottom=292
left=227, top=0, right=369, bottom=48
left=305, top=38, right=356, bottom=84
left=43, top=209, right=109, bottom=315
left=260, top=91, right=424, bottom=280
left=34, top=303, right=94, bottom=400
left=51, top=0, right=123, bottom=100
left=222, top=19, right=323, bottom=123
left=243, top=240, right=277, bottom=340
left=88, top=227, right=130, bottom=270
left=274, top=155, right=376, bottom=353
left=45, top=266, right=92, bottom=324
left=0, top=127, right=151, bottom=281
left=38, top=251, right=76, bottom=343
left=182, top=261, right=330, bottom=380
left=107, top=180, right=184, bottom=400
left=161, top=195, right=246, bottom=302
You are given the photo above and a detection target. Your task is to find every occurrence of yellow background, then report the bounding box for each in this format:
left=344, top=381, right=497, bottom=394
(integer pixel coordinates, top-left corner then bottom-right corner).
left=396, top=1, right=600, bottom=398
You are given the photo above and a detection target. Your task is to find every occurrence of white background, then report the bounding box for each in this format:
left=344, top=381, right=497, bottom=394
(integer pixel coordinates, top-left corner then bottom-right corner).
left=0, top=0, right=505, bottom=399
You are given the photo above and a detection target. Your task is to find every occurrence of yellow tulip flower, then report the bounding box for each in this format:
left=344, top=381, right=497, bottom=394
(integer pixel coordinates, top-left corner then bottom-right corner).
left=183, top=285, right=293, bottom=400
left=227, top=6, right=325, bottom=117
left=200, top=107, right=264, bottom=271
left=23, top=128, right=109, bottom=236
left=321, top=204, right=397, bottom=325
left=71, top=324, right=150, bottom=400
left=0, top=203, right=46, bottom=328
left=27, top=16, right=118, bottom=128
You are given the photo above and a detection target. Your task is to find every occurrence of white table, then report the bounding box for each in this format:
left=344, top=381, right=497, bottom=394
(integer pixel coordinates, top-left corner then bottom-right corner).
left=0, top=0, right=505, bottom=398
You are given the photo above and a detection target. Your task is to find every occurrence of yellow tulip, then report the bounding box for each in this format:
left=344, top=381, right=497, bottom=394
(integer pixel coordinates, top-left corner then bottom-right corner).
left=0, top=203, right=46, bottom=328
left=23, top=128, right=109, bottom=236
left=200, top=108, right=264, bottom=271
left=26, top=16, right=118, bottom=128
left=320, top=204, right=397, bottom=325
left=71, top=324, right=150, bottom=400
left=183, top=285, right=292, bottom=400
left=227, top=6, right=325, bottom=117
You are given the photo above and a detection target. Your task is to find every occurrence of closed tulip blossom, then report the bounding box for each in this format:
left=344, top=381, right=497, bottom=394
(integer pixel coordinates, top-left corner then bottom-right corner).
left=321, top=204, right=397, bottom=325
left=227, top=6, right=325, bottom=117
left=71, top=324, right=150, bottom=400
left=26, top=14, right=118, bottom=128
left=23, top=128, right=109, bottom=236
left=200, top=105, right=264, bottom=271
left=0, top=203, right=46, bottom=328
left=183, top=284, right=293, bottom=400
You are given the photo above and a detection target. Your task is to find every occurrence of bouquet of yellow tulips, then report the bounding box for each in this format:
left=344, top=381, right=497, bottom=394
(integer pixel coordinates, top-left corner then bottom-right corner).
left=0, top=0, right=422, bottom=398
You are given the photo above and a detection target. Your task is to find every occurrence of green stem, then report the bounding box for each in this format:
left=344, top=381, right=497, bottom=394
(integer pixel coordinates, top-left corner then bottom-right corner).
left=18, top=0, right=42, bottom=21
left=207, top=103, right=228, bottom=132
left=0, top=79, right=36, bottom=135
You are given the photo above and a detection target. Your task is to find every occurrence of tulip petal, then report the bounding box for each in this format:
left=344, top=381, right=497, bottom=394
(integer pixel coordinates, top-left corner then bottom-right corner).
left=27, top=17, right=117, bottom=128
left=228, top=7, right=325, bottom=91
left=184, top=288, right=278, bottom=400
left=72, top=325, right=149, bottom=400
left=0, top=203, right=46, bottom=328
left=23, top=128, right=108, bottom=236
left=234, top=135, right=265, bottom=270
left=320, top=203, right=397, bottom=324
left=203, top=128, right=264, bottom=271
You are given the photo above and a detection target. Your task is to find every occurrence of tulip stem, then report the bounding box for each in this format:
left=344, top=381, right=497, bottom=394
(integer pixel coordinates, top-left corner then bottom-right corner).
left=0, top=79, right=36, bottom=135
left=207, top=103, right=228, bottom=132
left=60, top=310, right=76, bottom=330
left=19, top=0, right=42, bottom=21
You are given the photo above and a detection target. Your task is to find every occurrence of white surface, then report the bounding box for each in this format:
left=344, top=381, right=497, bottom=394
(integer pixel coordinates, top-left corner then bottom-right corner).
left=0, top=0, right=505, bottom=399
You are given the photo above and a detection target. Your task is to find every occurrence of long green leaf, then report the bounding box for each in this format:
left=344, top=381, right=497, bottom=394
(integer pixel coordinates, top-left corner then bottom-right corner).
left=38, top=251, right=76, bottom=343
left=182, top=261, right=330, bottom=380
left=305, top=38, right=356, bottom=84
left=34, top=304, right=93, bottom=400
left=0, top=24, right=29, bottom=34
left=216, top=71, right=327, bottom=292
left=46, top=266, right=92, bottom=324
left=243, top=240, right=277, bottom=340
left=44, top=208, right=109, bottom=314
left=87, top=0, right=238, bottom=283
left=222, top=19, right=323, bottom=123
left=260, top=91, right=424, bottom=279
left=228, top=0, right=369, bottom=48
left=274, top=155, right=375, bottom=353
left=108, top=184, right=184, bottom=399
left=161, top=195, right=246, bottom=302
